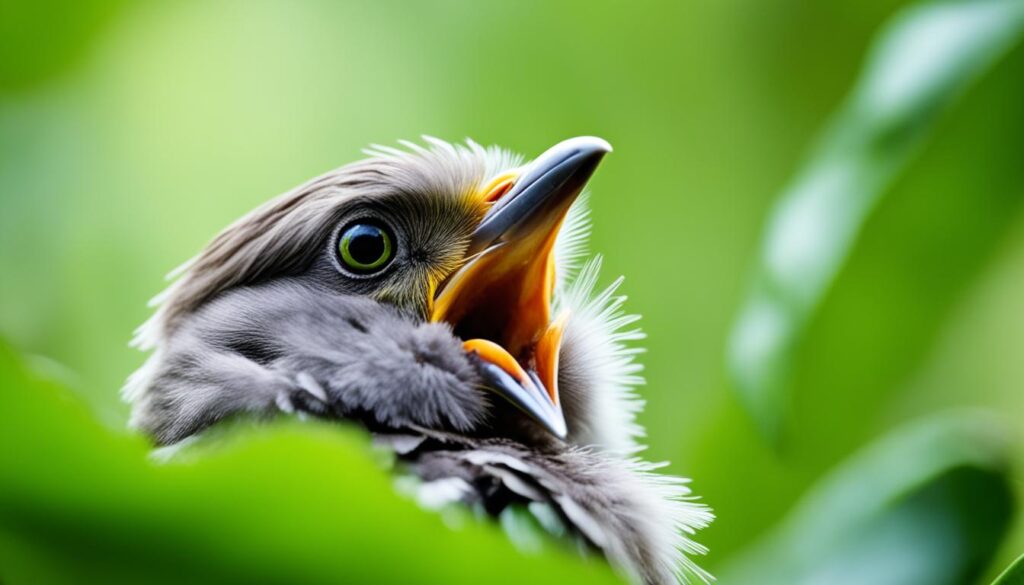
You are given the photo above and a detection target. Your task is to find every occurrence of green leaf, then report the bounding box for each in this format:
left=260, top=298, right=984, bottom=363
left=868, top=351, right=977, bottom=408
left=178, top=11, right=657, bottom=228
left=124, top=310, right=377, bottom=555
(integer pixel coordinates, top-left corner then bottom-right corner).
left=726, top=0, right=1024, bottom=442
left=717, top=414, right=1014, bottom=585
left=992, top=554, right=1024, bottom=585
left=0, top=342, right=621, bottom=585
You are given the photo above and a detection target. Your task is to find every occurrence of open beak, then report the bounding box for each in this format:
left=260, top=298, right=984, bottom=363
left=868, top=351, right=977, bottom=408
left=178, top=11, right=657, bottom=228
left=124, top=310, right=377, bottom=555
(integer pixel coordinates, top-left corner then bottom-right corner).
left=432, top=136, right=611, bottom=438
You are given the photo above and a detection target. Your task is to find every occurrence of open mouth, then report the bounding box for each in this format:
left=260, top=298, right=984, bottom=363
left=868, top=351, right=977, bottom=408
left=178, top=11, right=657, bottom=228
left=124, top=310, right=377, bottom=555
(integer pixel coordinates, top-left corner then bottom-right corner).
left=431, top=137, right=611, bottom=439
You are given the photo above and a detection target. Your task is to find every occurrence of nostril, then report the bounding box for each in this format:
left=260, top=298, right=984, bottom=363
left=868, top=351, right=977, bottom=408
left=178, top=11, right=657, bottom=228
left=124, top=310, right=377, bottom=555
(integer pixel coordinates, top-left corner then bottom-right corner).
left=411, top=248, right=429, bottom=263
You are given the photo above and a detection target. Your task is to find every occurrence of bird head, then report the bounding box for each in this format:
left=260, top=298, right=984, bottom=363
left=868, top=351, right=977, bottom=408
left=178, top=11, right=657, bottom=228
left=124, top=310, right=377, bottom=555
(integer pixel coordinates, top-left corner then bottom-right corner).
left=136, top=137, right=616, bottom=442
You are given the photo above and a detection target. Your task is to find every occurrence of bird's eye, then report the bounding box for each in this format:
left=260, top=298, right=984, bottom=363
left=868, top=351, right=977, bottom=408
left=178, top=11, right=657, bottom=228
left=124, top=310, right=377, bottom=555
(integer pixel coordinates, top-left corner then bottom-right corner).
left=337, top=222, right=394, bottom=274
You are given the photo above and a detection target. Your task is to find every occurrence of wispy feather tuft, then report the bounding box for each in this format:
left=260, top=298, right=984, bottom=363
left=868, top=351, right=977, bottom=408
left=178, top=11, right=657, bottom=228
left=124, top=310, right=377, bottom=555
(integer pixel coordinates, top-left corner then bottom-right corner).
left=553, top=192, right=593, bottom=288
left=557, top=256, right=646, bottom=453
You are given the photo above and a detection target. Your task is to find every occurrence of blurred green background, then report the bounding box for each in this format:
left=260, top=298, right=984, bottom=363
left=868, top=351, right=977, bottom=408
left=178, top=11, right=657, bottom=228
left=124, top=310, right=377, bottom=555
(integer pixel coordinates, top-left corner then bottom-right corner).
left=2, top=0, right=1024, bottom=583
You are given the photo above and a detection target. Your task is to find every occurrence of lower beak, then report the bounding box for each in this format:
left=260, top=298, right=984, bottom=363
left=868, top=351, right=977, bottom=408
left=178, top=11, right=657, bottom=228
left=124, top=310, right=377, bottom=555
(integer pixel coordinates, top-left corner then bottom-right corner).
left=432, top=137, right=611, bottom=438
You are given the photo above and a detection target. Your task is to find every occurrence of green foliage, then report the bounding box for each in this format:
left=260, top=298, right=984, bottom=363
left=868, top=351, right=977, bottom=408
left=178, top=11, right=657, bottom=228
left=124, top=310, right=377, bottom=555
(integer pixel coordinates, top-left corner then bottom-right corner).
left=727, top=0, right=1024, bottom=442
left=992, top=554, right=1024, bottom=585
left=0, top=343, right=621, bottom=584
left=719, top=414, right=1013, bottom=585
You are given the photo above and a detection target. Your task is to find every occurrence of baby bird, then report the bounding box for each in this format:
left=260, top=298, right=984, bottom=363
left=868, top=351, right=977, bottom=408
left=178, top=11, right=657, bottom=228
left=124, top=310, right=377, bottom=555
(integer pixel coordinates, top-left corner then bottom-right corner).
left=125, top=137, right=712, bottom=584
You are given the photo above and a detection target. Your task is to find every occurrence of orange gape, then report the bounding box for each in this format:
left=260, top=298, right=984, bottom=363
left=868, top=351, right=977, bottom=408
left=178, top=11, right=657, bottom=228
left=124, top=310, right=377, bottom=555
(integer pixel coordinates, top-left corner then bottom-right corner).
left=431, top=201, right=568, bottom=408
left=481, top=175, right=514, bottom=203
left=462, top=338, right=532, bottom=385
left=534, top=310, right=568, bottom=406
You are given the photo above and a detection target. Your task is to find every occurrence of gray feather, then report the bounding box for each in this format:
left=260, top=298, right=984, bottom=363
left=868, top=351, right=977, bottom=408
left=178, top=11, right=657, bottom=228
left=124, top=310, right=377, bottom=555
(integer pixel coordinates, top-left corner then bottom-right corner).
left=388, top=428, right=714, bottom=585
left=132, top=280, right=488, bottom=444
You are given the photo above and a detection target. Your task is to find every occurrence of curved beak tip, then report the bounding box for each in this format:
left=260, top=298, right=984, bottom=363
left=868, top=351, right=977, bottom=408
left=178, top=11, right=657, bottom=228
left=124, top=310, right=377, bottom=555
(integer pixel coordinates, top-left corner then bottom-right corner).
left=468, top=136, right=612, bottom=255
left=475, top=360, right=568, bottom=439
left=561, top=135, right=613, bottom=154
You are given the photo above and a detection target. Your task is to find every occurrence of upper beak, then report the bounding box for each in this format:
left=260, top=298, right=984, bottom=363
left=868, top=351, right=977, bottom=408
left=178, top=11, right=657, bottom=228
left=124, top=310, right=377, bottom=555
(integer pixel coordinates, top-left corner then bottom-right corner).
left=468, top=136, right=613, bottom=257
left=432, top=137, right=611, bottom=439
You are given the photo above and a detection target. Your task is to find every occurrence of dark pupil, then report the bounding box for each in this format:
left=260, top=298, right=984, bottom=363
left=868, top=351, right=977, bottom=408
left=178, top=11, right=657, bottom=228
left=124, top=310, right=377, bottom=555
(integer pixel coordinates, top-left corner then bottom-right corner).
left=348, top=225, right=385, bottom=264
